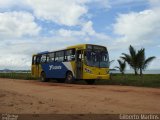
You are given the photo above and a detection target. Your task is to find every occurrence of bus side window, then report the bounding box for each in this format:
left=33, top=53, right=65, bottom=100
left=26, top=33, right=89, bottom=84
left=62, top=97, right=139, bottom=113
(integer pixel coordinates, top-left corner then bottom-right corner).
left=55, top=51, right=64, bottom=62
left=40, top=54, right=47, bottom=63
left=46, top=54, right=50, bottom=63
left=49, top=52, right=55, bottom=62
left=64, top=49, right=75, bottom=62
left=71, top=49, right=75, bottom=60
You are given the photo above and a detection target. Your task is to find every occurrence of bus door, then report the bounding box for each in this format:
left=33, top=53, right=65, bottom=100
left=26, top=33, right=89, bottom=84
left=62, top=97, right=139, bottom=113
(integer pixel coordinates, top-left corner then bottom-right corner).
left=32, top=55, right=41, bottom=77
left=76, top=50, right=83, bottom=79
left=31, top=55, right=37, bottom=77
left=35, top=55, right=41, bottom=77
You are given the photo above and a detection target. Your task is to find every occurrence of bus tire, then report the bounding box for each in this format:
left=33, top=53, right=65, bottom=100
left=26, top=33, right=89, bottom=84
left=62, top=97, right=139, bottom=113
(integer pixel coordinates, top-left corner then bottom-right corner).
left=40, top=72, right=49, bottom=82
left=85, top=79, right=95, bottom=85
left=65, top=72, right=74, bottom=84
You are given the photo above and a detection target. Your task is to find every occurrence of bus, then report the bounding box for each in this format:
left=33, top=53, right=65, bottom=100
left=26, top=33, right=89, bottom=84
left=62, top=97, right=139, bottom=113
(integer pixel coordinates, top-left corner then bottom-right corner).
left=31, top=44, right=110, bottom=84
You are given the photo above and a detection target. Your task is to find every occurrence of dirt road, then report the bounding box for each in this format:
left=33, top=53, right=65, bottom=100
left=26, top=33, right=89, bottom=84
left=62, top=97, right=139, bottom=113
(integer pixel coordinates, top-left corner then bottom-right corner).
left=0, top=78, right=160, bottom=114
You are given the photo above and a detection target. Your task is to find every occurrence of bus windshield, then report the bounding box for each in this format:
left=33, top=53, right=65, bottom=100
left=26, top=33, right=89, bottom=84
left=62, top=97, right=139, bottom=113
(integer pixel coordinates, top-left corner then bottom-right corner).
left=85, top=50, right=109, bottom=68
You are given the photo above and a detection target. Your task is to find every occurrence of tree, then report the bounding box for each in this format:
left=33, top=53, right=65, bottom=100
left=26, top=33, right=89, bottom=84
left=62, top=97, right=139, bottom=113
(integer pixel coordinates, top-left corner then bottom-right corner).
left=115, top=59, right=126, bottom=75
left=137, top=48, right=156, bottom=76
left=121, top=45, right=139, bottom=75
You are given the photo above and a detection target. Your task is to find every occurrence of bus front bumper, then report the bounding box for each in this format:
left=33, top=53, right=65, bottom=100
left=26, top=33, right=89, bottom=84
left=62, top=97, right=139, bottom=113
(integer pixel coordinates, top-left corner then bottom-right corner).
left=83, top=73, right=110, bottom=80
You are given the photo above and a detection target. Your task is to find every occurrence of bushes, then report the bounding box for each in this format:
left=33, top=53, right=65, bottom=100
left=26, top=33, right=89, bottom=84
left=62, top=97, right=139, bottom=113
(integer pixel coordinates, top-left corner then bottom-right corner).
left=0, top=72, right=37, bottom=80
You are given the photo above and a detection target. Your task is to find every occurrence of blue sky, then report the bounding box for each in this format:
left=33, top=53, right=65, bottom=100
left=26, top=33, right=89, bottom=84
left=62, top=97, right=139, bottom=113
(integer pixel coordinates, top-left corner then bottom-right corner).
left=0, top=0, right=160, bottom=70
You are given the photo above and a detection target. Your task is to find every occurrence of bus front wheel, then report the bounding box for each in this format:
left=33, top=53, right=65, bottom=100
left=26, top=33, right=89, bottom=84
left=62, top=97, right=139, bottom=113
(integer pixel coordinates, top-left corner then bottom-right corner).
left=85, top=79, right=95, bottom=85
left=40, top=72, right=49, bottom=82
left=65, top=72, right=74, bottom=84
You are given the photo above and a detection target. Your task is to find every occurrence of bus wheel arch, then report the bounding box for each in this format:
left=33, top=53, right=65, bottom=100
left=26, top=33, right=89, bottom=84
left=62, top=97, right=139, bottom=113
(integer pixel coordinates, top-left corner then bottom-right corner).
left=40, top=71, right=49, bottom=82
left=65, top=71, right=74, bottom=84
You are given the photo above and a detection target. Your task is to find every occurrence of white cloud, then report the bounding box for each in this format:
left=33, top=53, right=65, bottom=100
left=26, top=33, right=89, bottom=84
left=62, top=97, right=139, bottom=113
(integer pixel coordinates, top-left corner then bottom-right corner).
left=82, top=21, right=95, bottom=35
left=26, top=0, right=88, bottom=26
left=0, top=11, right=41, bottom=40
left=0, top=54, right=31, bottom=70
left=148, top=57, right=160, bottom=70
left=0, top=0, right=29, bottom=11
left=0, top=0, right=111, bottom=26
left=0, top=0, right=20, bottom=8
left=0, top=1, right=105, bottom=70
left=0, top=19, right=111, bottom=70
left=112, top=8, right=160, bottom=49
left=0, top=38, right=77, bottom=70
left=56, top=21, right=110, bottom=41
left=148, top=0, right=160, bottom=8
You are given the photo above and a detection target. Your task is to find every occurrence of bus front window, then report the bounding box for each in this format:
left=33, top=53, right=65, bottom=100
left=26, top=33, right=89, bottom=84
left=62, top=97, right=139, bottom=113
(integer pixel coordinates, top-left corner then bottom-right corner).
left=85, top=51, right=109, bottom=68
left=85, top=51, right=99, bottom=67
left=100, top=52, right=109, bottom=68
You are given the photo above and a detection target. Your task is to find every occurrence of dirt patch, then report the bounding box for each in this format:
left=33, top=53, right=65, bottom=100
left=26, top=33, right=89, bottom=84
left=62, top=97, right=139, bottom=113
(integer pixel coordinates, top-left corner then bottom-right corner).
left=110, top=89, right=131, bottom=92
left=0, top=78, right=160, bottom=114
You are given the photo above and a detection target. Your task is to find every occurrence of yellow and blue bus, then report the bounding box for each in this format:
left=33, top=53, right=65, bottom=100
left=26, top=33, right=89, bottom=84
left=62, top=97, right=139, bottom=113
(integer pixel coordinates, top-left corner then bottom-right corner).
left=31, top=44, right=110, bottom=84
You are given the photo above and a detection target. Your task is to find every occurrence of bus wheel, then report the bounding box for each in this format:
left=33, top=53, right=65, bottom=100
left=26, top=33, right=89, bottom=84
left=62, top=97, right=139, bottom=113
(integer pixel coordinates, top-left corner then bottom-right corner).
left=65, top=72, right=74, bottom=84
left=40, top=72, right=48, bottom=82
left=85, top=79, right=95, bottom=85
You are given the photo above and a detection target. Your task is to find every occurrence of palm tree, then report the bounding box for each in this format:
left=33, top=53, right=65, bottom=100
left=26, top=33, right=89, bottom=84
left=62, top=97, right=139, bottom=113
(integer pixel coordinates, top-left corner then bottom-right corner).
left=115, top=59, right=126, bottom=75
left=137, top=48, right=156, bottom=76
left=121, top=45, right=139, bottom=75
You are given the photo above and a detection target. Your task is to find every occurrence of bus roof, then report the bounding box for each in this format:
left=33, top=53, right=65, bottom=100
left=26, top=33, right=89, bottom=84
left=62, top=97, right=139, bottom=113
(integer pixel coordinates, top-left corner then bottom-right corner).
left=67, top=44, right=106, bottom=50
left=33, top=44, right=107, bottom=55
left=67, top=44, right=86, bottom=50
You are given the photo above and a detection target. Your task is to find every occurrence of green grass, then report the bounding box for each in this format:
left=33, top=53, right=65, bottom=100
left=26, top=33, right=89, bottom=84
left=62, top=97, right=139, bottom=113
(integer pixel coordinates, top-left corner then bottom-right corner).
left=96, top=74, right=160, bottom=88
left=0, top=72, right=36, bottom=80
left=0, top=73, right=159, bottom=88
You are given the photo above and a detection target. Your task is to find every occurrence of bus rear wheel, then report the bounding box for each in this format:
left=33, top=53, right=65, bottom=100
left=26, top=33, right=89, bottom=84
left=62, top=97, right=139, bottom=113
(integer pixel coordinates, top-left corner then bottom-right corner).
left=65, top=72, right=74, bottom=84
left=40, top=72, right=49, bottom=82
left=85, top=79, right=95, bottom=85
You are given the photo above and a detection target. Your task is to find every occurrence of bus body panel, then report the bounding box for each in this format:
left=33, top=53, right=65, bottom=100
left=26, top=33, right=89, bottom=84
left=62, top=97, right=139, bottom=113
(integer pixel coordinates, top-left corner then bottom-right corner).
left=83, top=72, right=110, bottom=80
left=41, top=62, right=75, bottom=79
left=31, top=64, right=42, bottom=78
left=83, top=64, right=110, bottom=80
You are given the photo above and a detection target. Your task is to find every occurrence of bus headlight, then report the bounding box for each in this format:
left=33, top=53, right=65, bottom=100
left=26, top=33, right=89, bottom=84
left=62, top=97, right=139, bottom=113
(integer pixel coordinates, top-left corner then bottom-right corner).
left=84, top=68, right=92, bottom=74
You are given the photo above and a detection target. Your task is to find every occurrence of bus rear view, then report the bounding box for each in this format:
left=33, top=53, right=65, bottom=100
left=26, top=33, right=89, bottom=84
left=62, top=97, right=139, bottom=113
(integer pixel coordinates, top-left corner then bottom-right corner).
left=31, top=44, right=110, bottom=84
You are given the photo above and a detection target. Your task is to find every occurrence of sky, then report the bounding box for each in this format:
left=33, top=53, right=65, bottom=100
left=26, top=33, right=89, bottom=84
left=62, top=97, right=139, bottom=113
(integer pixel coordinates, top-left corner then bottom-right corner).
left=0, top=0, right=160, bottom=70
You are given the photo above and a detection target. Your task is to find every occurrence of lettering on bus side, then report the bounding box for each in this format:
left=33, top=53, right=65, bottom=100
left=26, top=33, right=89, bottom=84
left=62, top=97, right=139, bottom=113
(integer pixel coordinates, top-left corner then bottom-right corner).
left=49, top=65, right=62, bottom=70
